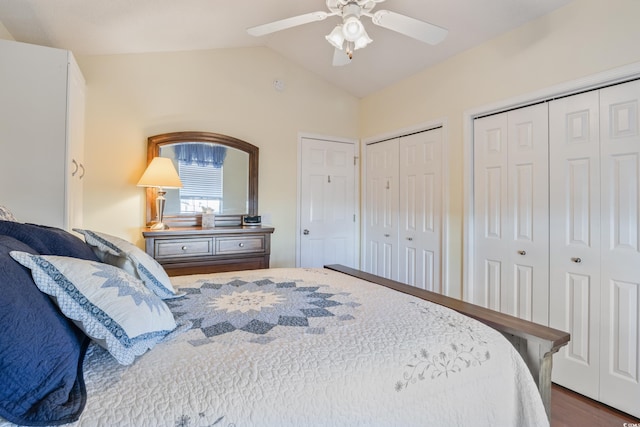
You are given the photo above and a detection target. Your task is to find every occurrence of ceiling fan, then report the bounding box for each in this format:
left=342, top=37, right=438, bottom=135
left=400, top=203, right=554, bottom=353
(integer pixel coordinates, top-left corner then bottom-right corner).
left=247, top=0, right=448, bottom=66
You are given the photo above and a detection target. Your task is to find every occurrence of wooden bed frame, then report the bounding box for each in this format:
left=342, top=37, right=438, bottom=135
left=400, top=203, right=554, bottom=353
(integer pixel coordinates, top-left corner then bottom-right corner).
left=326, top=264, right=570, bottom=419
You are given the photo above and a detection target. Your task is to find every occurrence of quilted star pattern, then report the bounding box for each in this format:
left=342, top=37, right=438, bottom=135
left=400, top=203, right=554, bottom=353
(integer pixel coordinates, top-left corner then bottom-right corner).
left=166, top=278, right=357, bottom=341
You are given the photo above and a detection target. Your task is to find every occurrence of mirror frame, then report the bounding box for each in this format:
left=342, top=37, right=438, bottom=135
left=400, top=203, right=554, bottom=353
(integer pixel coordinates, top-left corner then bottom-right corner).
left=145, top=131, right=259, bottom=228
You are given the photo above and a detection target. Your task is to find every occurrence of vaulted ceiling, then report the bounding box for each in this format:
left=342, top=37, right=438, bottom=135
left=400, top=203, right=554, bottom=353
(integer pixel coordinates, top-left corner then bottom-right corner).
left=0, top=0, right=573, bottom=97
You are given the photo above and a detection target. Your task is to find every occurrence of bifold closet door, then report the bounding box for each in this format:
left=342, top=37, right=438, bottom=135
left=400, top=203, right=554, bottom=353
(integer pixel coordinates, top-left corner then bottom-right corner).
left=549, top=90, right=601, bottom=399
left=398, top=129, right=442, bottom=292
left=365, top=139, right=399, bottom=280
left=598, top=80, right=640, bottom=417
left=473, top=103, right=549, bottom=324
left=550, top=80, right=640, bottom=418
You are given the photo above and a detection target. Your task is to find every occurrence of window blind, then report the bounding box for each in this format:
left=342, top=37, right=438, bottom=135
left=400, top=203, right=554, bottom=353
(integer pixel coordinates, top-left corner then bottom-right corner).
left=178, top=162, right=223, bottom=199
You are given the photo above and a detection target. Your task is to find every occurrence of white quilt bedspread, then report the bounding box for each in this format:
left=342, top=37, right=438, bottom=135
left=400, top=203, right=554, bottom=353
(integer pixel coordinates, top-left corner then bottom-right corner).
left=4, top=268, right=549, bottom=426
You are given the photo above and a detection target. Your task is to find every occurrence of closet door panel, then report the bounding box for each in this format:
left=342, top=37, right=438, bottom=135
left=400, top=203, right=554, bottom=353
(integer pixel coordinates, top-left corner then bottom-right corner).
left=365, top=139, right=399, bottom=280
left=507, top=104, right=549, bottom=324
left=473, top=113, right=509, bottom=310
left=473, top=104, right=548, bottom=321
left=399, top=129, right=442, bottom=291
left=549, top=90, right=601, bottom=399
left=599, top=80, right=640, bottom=417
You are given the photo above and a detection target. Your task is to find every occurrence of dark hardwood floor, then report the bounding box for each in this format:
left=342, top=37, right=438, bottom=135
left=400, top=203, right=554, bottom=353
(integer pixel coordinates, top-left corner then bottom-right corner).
left=551, top=383, right=639, bottom=427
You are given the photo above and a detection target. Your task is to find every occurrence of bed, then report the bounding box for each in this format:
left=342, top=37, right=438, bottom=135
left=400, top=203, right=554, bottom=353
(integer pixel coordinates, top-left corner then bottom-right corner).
left=0, top=215, right=568, bottom=427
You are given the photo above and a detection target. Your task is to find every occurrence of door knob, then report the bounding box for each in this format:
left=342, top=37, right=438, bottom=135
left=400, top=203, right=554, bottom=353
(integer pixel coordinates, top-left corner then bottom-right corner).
left=303, top=229, right=310, bottom=235
left=571, top=257, right=582, bottom=263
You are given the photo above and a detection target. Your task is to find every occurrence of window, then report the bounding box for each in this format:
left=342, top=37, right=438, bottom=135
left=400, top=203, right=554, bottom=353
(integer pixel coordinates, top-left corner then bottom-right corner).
left=178, top=161, right=223, bottom=213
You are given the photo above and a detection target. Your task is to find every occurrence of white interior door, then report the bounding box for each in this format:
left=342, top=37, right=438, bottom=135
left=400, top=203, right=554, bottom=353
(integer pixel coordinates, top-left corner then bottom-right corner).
left=473, top=103, right=549, bottom=323
left=398, top=129, right=442, bottom=291
left=506, top=104, right=549, bottom=324
left=299, top=137, right=357, bottom=268
left=473, top=112, right=509, bottom=310
left=364, top=139, right=399, bottom=279
left=549, top=90, right=601, bottom=399
left=598, top=80, right=640, bottom=416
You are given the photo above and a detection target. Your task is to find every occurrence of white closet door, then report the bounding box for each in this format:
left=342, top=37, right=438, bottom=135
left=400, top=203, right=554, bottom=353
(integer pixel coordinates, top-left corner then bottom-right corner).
left=506, top=104, right=549, bottom=323
left=473, top=104, right=548, bottom=322
left=598, top=80, right=640, bottom=417
left=473, top=112, right=509, bottom=311
left=398, top=129, right=442, bottom=291
left=365, top=139, right=399, bottom=279
left=549, top=90, right=601, bottom=399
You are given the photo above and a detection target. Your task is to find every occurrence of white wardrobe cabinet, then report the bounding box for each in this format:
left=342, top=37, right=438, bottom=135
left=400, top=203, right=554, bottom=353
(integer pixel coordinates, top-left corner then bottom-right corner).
left=0, top=39, right=85, bottom=230
left=549, top=80, right=640, bottom=418
left=364, top=128, right=443, bottom=292
left=472, top=103, right=550, bottom=325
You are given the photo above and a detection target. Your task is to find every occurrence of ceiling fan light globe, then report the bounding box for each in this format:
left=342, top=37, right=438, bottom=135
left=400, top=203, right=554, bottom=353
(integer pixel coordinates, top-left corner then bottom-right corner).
left=325, top=25, right=345, bottom=49
left=353, top=30, right=372, bottom=50
left=342, top=16, right=364, bottom=42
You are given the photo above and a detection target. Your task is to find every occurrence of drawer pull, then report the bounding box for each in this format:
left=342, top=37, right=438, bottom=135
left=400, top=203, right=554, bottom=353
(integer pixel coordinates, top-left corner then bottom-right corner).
left=571, top=257, right=582, bottom=263
left=239, top=243, right=244, bottom=247
left=181, top=246, right=187, bottom=251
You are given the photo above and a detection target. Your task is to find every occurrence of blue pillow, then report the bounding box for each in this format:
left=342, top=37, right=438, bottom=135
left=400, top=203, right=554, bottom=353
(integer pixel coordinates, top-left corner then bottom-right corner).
left=0, top=220, right=98, bottom=261
left=0, top=235, right=88, bottom=425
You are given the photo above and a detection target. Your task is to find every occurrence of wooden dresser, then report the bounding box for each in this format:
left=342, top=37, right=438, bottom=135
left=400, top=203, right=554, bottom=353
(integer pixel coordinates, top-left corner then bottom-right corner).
left=143, top=226, right=274, bottom=276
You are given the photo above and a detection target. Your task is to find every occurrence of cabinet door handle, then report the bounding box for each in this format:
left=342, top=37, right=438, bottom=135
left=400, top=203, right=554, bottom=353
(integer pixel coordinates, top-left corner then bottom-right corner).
left=571, top=257, right=582, bottom=263
left=181, top=246, right=187, bottom=251
left=238, top=243, right=244, bottom=247
left=79, top=163, right=85, bottom=179
left=384, top=233, right=390, bottom=237
left=303, top=229, right=310, bottom=235
left=406, top=237, right=413, bottom=241
left=518, top=250, right=526, bottom=256
left=71, top=159, right=79, bottom=176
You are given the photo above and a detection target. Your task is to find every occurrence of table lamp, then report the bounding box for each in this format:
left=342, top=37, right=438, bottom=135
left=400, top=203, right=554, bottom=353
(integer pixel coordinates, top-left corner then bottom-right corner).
left=137, top=157, right=183, bottom=230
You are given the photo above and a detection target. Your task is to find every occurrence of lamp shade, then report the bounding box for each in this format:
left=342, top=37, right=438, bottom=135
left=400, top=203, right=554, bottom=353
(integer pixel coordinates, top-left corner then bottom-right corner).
left=326, top=25, right=345, bottom=49
left=137, top=157, right=183, bottom=188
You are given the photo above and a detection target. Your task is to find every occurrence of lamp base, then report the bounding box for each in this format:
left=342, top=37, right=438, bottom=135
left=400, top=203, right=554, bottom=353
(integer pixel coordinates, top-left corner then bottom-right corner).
left=150, top=222, right=169, bottom=230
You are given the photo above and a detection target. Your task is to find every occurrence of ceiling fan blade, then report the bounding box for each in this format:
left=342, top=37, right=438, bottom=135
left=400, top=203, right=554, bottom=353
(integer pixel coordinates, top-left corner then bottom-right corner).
left=247, top=11, right=329, bottom=37
left=371, top=10, right=448, bottom=45
left=332, top=48, right=351, bottom=67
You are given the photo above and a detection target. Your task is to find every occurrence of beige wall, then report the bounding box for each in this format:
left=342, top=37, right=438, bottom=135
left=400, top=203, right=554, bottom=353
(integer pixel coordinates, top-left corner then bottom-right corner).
left=76, top=47, right=360, bottom=267
left=360, top=0, right=640, bottom=297
left=3, top=0, right=639, bottom=294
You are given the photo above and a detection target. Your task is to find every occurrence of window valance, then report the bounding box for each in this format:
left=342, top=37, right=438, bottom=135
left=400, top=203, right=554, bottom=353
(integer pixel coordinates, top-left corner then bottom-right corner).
left=175, top=144, right=227, bottom=167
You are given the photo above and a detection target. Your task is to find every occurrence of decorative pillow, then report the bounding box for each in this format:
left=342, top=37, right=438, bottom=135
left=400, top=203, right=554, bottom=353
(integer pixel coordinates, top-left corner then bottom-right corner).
left=0, top=205, right=17, bottom=222
left=0, top=236, right=88, bottom=426
left=73, top=229, right=182, bottom=299
left=10, top=251, right=177, bottom=365
left=0, top=221, right=99, bottom=261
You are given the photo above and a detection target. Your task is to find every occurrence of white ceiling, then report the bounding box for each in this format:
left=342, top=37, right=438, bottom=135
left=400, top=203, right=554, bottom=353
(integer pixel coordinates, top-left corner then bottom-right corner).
left=0, top=0, right=572, bottom=98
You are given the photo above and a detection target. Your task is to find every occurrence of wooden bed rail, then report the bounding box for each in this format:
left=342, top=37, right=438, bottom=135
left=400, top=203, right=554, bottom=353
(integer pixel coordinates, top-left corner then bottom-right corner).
left=325, top=264, right=570, bottom=420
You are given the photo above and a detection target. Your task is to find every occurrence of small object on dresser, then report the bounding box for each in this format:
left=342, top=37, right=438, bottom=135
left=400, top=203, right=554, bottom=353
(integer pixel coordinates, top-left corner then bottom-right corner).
left=202, top=208, right=216, bottom=229
left=242, top=215, right=261, bottom=227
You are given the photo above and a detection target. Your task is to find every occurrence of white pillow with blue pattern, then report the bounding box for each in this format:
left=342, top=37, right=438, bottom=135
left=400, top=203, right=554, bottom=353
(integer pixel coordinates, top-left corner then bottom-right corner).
left=10, top=251, right=177, bottom=365
left=73, top=229, right=183, bottom=299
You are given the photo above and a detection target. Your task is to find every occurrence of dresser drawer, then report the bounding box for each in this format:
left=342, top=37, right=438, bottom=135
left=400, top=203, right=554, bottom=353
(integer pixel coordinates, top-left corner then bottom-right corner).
left=155, top=238, right=214, bottom=259
left=216, top=236, right=265, bottom=254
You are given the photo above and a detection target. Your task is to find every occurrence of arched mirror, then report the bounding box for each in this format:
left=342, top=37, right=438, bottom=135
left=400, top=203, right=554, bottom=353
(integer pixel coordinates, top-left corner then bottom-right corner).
left=145, top=131, right=258, bottom=228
